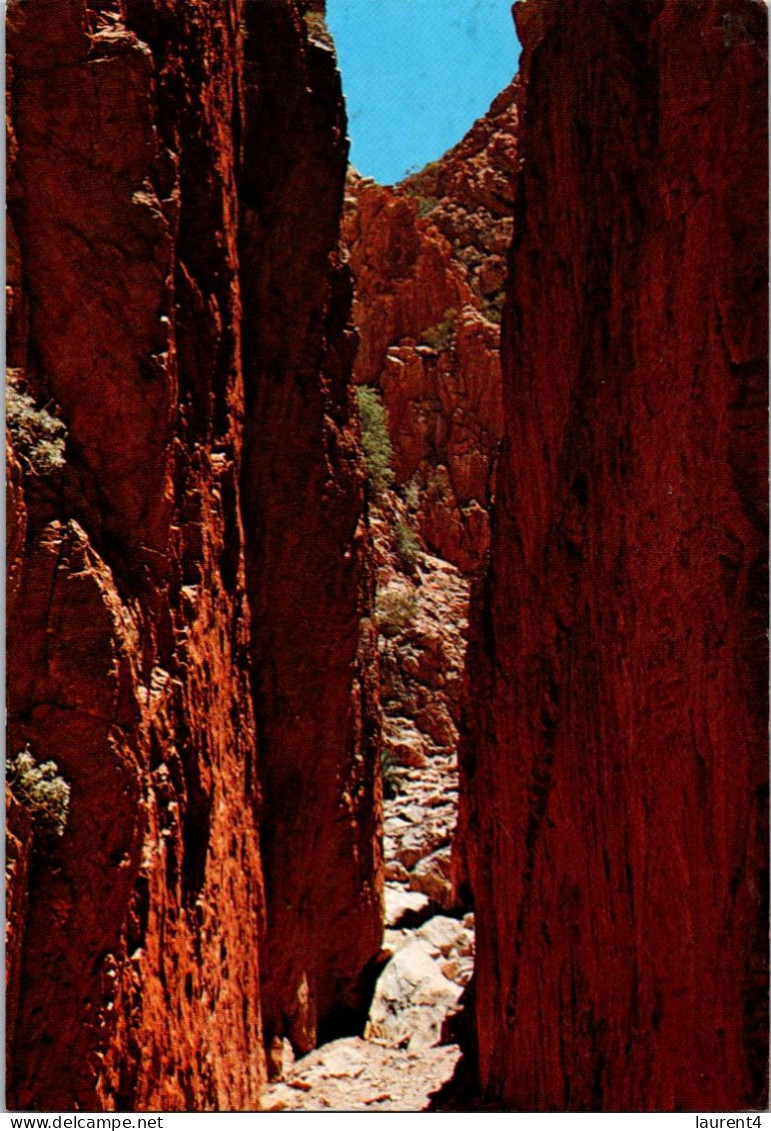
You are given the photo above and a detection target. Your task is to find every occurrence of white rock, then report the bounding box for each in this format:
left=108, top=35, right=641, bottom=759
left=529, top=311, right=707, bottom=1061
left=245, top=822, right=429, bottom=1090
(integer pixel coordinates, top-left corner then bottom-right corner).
left=365, top=938, right=462, bottom=1050
left=384, top=885, right=429, bottom=927
left=408, top=846, right=454, bottom=909
left=415, top=915, right=468, bottom=957
left=307, top=1043, right=368, bottom=1079
left=397, top=804, right=424, bottom=824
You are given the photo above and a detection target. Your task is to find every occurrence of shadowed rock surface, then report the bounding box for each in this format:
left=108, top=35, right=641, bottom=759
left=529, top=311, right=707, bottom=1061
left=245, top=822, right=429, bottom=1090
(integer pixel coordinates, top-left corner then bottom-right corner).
left=238, top=0, right=383, bottom=1066
left=464, top=0, right=768, bottom=1111
left=343, top=82, right=513, bottom=575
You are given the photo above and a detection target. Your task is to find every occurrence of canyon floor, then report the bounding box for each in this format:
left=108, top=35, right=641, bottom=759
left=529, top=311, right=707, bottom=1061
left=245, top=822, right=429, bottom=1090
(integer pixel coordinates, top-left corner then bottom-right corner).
left=260, top=1038, right=462, bottom=1112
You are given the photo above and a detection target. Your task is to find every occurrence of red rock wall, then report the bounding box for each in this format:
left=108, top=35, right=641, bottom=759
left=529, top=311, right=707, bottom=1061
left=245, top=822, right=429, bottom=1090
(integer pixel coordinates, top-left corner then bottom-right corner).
left=7, top=0, right=265, bottom=1109
left=402, top=78, right=520, bottom=320
left=238, top=0, right=383, bottom=1063
left=345, top=180, right=473, bottom=388
left=344, top=181, right=504, bottom=574
left=465, top=0, right=768, bottom=1110
left=6, top=0, right=380, bottom=1110
left=6, top=784, right=32, bottom=1058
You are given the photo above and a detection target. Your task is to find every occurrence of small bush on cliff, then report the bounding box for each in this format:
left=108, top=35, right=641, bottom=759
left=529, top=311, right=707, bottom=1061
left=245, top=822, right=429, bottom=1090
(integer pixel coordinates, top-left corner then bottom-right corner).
left=302, top=8, right=332, bottom=45
left=395, top=520, right=421, bottom=573
left=481, top=293, right=504, bottom=324
left=376, top=586, right=417, bottom=638
left=415, top=195, right=439, bottom=219
left=420, top=308, right=458, bottom=351
left=7, top=747, right=71, bottom=839
left=356, top=385, right=394, bottom=496
left=7, top=384, right=66, bottom=475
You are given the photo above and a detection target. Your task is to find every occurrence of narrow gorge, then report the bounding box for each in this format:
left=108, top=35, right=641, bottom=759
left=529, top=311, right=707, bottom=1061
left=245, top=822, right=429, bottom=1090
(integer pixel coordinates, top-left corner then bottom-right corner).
left=6, top=0, right=768, bottom=1114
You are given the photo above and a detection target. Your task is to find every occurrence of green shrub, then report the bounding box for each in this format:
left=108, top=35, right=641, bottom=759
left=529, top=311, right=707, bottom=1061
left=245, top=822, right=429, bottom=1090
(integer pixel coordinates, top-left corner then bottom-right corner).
left=415, top=195, right=439, bottom=219
left=303, top=8, right=332, bottom=43
left=419, top=308, right=458, bottom=351
left=394, top=520, right=421, bottom=573
left=401, top=476, right=421, bottom=512
left=481, top=294, right=504, bottom=324
left=356, top=385, right=394, bottom=496
left=375, top=586, right=417, bottom=638
left=7, top=746, right=70, bottom=839
left=7, top=384, right=66, bottom=474
left=381, top=747, right=406, bottom=800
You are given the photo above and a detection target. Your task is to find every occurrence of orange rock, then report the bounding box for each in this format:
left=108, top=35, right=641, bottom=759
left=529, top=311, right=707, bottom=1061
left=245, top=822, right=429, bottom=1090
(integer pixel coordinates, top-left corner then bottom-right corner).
left=346, top=176, right=504, bottom=574
left=6, top=0, right=381, bottom=1111
left=5, top=786, right=32, bottom=1053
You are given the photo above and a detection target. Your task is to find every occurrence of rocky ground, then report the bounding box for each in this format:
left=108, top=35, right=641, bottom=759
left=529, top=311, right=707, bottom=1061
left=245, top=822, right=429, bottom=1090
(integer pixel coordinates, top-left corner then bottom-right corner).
left=261, top=545, right=473, bottom=1112
left=260, top=1039, right=461, bottom=1113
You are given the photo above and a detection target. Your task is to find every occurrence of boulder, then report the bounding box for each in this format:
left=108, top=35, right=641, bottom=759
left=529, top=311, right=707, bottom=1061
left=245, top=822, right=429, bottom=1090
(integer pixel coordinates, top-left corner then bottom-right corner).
left=383, top=885, right=429, bottom=928
left=409, top=847, right=454, bottom=909
left=365, top=939, right=462, bottom=1050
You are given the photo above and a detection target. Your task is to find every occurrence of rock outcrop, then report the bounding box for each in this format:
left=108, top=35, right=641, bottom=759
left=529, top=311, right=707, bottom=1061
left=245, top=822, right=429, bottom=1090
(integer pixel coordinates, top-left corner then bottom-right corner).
left=402, top=78, right=520, bottom=322
left=6, top=0, right=380, bottom=1110
left=5, top=784, right=32, bottom=1057
left=465, top=0, right=768, bottom=1111
left=344, top=108, right=509, bottom=576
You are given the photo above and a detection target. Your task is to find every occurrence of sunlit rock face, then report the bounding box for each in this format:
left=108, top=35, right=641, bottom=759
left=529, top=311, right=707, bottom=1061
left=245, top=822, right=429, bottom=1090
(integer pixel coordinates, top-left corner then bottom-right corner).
left=343, top=84, right=522, bottom=933
left=465, top=0, right=768, bottom=1111
left=344, top=160, right=508, bottom=576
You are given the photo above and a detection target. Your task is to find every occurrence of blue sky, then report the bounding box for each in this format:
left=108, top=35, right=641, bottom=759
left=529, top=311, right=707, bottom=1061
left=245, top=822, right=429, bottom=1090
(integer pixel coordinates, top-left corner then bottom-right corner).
left=326, top=0, right=521, bottom=185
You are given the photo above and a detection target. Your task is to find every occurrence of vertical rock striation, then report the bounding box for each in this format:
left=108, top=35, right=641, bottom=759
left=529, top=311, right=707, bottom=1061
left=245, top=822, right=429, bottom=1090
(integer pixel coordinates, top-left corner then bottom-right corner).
left=238, top=0, right=383, bottom=1064
left=465, top=0, right=768, bottom=1111
left=7, top=0, right=265, bottom=1109
left=344, top=177, right=505, bottom=575
left=6, top=0, right=380, bottom=1110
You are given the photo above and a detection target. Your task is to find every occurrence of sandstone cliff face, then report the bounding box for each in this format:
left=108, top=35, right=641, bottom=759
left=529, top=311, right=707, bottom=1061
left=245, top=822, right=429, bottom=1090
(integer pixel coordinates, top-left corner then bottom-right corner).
left=345, top=178, right=473, bottom=388
left=5, top=784, right=32, bottom=1058
left=402, top=78, right=520, bottom=322
left=344, top=177, right=504, bottom=575
left=7, top=0, right=380, bottom=1110
left=238, top=1, right=383, bottom=1063
left=465, top=0, right=768, bottom=1111
left=7, top=1, right=264, bottom=1109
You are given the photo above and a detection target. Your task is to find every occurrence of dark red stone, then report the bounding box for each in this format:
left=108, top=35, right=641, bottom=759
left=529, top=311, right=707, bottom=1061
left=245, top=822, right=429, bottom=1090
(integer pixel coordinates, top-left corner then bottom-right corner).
left=465, top=0, right=768, bottom=1111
